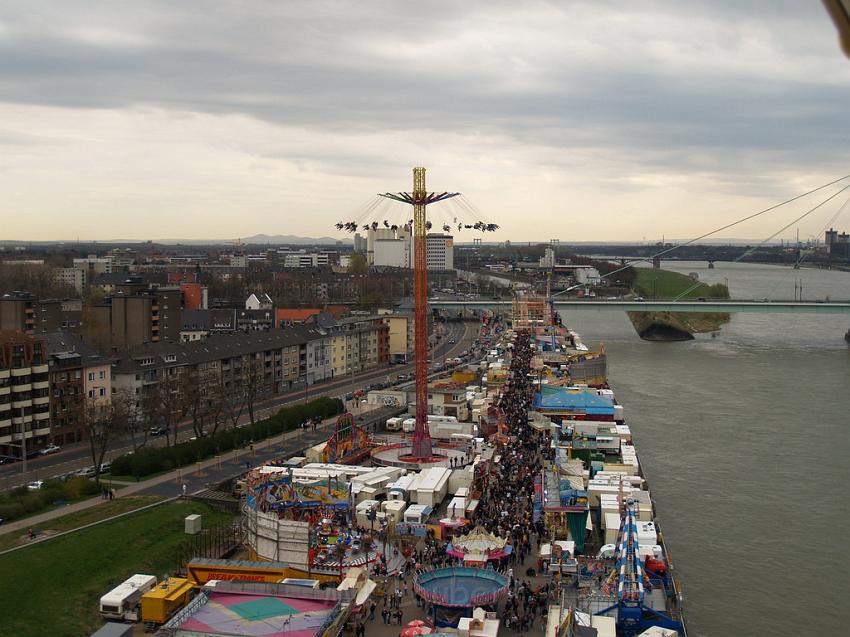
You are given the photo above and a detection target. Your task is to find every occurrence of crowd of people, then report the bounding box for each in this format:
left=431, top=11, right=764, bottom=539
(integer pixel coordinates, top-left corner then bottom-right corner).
left=356, top=327, right=554, bottom=635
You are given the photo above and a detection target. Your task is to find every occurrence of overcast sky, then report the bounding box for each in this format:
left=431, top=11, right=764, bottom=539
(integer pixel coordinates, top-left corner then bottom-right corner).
left=1, top=1, right=849, bottom=243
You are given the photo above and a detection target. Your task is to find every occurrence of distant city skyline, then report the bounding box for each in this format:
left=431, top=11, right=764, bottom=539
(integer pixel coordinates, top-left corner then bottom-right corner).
left=1, top=1, right=849, bottom=243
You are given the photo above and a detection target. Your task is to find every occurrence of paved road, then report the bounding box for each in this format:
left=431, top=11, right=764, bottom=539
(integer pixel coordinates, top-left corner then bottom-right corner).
left=0, top=404, right=400, bottom=539
left=0, top=321, right=479, bottom=491
left=0, top=322, right=481, bottom=537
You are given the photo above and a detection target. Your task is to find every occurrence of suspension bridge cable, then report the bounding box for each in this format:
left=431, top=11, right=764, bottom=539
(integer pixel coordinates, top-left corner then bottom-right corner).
left=672, top=184, right=850, bottom=300
left=764, top=192, right=850, bottom=299
left=551, top=172, right=850, bottom=298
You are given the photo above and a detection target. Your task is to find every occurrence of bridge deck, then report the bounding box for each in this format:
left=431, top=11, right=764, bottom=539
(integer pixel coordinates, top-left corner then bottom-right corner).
left=430, top=299, right=850, bottom=314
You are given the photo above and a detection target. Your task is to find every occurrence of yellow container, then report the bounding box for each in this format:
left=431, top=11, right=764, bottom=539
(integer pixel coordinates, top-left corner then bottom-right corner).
left=141, top=577, right=194, bottom=625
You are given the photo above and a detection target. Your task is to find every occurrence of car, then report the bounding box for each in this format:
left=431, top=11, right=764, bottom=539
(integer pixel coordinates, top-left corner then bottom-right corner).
left=449, top=339, right=456, bottom=344
left=0, top=456, right=17, bottom=465
left=27, top=480, right=44, bottom=490
left=39, top=443, right=61, bottom=456
left=76, top=466, right=97, bottom=478
left=634, top=296, right=645, bottom=302
left=149, top=426, right=168, bottom=436
left=99, top=461, right=111, bottom=474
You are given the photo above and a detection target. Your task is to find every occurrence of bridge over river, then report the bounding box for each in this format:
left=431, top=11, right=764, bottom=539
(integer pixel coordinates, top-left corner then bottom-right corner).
left=430, top=298, right=850, bottom=314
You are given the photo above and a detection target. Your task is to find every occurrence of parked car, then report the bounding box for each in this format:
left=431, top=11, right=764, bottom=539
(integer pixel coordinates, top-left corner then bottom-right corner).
left=76, top=466, right=97, bottom=478
left=149, top=426, right=168, bottom=436
left=0, top=456, right=17, bottom=465
left=39, top=443, right=61, bottom=455
left=27, top=480, right=44, bottom=490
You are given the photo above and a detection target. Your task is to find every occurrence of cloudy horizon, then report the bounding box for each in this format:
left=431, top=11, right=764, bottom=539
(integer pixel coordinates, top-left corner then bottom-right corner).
left=1, top=1, right=849, bottom=243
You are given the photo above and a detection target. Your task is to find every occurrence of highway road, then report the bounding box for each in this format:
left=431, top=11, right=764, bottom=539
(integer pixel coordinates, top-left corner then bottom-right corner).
left=0, top=320, right=481, bottom=490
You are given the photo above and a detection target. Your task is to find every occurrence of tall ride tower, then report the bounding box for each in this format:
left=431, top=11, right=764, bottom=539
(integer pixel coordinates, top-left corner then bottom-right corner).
left=380, top=168, right=459, bottom=459
left=336, top=166, right=497, bottom=463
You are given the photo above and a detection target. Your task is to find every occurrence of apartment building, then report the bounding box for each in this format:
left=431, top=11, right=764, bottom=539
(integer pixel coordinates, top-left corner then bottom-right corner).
left=0, top=293, right=83, bottom=335
left=425, top=234, right=454, bottom=270
left=273, top=251, right=337, bottom=268
left=0, top=331, right=50, bottom=457
left=111, top=328, right=324, bottom=420
left=98, top=286, right=182, bottom=349
left=382, top=313, right=413, bottom=363
left=54, top=267, right=87, bottom=294
left=73, top=255, right=113, bottom=276
left=43, top=332, right=112, bottom=446
left=366, top=229, right=454, bottom=271
left=331, top=315, right=389, bottom=375
left=367, top=227, right=412, bottom=268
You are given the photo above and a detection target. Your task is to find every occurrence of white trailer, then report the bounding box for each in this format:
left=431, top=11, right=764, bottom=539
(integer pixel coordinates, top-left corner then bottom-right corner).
left=430, top=422, right=477, bottom=441
left=99, top=574, right=157, bottom=621
left=402, top=415, right=459, bottom=433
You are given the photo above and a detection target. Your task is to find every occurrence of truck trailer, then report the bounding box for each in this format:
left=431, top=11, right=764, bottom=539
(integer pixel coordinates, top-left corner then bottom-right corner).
left=99, top=574, right=157, bottom=621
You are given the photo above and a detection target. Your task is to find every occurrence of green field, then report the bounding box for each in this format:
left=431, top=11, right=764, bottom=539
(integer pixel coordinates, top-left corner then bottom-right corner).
left=634, top=267, right=729, bottom=300
left=0, top=494, right=164, bottom=552
left=0, top=500, right=236, bottom=636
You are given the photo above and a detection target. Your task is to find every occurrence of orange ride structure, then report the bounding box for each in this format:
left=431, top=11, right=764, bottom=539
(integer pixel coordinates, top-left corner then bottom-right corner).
left=378, top=168, right=459, bottom=460
left=337, top=167, right=497, bottom=464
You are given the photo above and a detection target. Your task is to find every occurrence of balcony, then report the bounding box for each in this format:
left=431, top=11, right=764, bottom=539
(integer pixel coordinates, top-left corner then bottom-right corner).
left=32, top=364, right=48, bottom=374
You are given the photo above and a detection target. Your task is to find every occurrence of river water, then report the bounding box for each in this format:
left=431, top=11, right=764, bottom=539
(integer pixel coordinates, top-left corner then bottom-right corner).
left=558, top=261, right=849, bottom=637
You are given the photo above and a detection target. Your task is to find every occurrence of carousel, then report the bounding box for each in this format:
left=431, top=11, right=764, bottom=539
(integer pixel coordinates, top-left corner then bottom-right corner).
left=445, top=525, right=513, bottom=566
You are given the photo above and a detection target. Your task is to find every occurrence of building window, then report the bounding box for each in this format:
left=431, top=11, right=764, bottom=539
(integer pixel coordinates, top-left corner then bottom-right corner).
left=88, top=372, right=95, bottom=381
left=99, top=370, right=106, bottom=380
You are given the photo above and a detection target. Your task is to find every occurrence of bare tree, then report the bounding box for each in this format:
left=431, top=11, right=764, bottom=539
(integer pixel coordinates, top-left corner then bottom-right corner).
left=143, top=369, right=189, bottom=446
left=183, top=365, right=221, bottom=439
left=241, top=355, right=269, bottom=426
left=82, top=398, right=116, bottom=485
left=113, top=388, right=149, bottom=452
left=215, top=373, right=246, bottom=432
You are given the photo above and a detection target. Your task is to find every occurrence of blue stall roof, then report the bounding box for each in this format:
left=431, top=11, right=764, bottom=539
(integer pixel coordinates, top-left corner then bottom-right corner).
left=533, top=387, right=614, bottom=415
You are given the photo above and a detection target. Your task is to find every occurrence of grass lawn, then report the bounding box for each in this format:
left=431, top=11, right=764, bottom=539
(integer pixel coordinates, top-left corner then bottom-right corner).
left=0, top=494, right=164, bottom=552
left=0, top=500, right=236, bottom=636
left=634, top=267, right=729, bottom=300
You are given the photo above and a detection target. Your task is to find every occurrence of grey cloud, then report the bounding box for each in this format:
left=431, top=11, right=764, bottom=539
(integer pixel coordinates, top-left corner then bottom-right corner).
left=0, top=0, right=848, bottom=184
